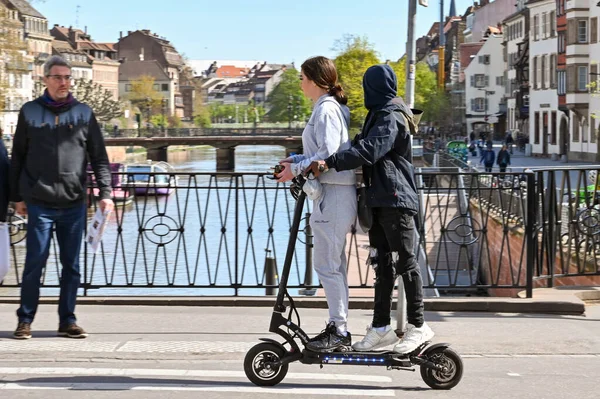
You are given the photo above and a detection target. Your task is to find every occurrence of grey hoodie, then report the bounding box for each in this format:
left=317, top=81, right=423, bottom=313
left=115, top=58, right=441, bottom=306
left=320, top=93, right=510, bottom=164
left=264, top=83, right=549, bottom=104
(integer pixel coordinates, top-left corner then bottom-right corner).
left=290, top=94, right=356, bottom=186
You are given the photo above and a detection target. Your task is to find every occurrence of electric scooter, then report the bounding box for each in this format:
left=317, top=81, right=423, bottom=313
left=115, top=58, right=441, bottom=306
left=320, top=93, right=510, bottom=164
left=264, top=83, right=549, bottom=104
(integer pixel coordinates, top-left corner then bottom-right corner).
left=244, top=168, right=463, bottom=389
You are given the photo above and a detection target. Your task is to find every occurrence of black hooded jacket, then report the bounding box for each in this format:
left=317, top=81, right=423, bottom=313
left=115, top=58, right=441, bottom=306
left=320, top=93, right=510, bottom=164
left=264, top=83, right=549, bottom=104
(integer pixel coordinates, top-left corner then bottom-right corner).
left=9, top=96, right=112, bottom=208
left=325, top=64, right=418, bottom=212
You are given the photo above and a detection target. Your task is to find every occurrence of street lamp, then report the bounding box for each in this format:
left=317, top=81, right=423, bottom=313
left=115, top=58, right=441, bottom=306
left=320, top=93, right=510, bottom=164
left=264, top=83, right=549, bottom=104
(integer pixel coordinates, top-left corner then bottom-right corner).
left=161, top=98, right=167, bottom=136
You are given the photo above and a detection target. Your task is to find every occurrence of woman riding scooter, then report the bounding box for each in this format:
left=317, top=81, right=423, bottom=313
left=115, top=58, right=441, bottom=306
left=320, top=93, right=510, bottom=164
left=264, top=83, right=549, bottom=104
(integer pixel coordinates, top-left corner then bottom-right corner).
left=276, top=56, right=357, bottom=352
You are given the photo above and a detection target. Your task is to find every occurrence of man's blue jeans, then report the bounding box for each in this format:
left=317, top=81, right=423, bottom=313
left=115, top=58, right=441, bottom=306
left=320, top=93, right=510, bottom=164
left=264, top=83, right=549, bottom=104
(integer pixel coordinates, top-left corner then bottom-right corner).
left=17, top=203, right=86, bottom=326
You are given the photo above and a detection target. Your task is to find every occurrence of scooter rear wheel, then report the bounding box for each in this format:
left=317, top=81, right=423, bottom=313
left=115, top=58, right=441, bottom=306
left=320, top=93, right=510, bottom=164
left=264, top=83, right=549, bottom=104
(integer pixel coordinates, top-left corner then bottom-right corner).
left=420, top=347, right=463, bottom=390
left=244, top=342, right=289, bottom=386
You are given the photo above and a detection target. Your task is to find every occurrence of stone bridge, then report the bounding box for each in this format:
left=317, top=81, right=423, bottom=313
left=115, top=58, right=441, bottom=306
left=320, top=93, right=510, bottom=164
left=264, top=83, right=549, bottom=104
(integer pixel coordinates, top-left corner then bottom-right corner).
left=104, top=128, right=304, bottom=170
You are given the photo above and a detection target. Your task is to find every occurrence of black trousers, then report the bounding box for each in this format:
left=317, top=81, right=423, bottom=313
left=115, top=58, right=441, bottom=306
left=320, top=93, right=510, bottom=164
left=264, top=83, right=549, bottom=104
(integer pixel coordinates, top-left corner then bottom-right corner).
left=368, top=207, right=424, bottom=328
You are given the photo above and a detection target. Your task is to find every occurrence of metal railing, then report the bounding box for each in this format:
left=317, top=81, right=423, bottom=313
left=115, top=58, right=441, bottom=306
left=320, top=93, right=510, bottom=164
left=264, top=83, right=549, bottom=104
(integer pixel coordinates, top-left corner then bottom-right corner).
left=2, top=168, right=599, bottom=297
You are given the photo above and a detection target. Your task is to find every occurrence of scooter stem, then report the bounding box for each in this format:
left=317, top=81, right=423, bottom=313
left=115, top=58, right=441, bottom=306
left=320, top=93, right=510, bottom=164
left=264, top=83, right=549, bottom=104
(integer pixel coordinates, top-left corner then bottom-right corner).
left=273, top=190, right=307, bottom=312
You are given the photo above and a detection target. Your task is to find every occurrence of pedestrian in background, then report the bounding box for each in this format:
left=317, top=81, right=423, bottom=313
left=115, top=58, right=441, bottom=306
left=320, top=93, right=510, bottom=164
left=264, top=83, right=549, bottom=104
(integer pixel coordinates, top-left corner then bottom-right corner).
left=497, top=145, right=511, bottom=173
left=9, top=55, right=114, bottom=340
left=0, top=132, right=8, bottom=222
left=480, top=143, right=496, bottom=173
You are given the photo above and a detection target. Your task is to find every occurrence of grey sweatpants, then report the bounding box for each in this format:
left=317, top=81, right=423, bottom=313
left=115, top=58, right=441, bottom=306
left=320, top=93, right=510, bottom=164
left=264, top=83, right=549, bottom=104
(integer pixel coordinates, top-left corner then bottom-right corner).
left=310, top=183, right=357, bottom=330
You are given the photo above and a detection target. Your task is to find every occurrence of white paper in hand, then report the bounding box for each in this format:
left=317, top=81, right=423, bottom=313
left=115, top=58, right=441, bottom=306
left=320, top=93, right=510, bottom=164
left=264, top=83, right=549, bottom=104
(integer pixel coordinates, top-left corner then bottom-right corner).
left=0, top=223, right=10, bottom=283
left=85, top=209, right=111, bottom=254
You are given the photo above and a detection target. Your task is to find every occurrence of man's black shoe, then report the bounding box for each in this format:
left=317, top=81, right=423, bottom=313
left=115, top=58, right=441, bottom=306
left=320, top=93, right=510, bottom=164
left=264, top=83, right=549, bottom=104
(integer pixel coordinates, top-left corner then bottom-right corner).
left=306, top=322, right=351, bottom=352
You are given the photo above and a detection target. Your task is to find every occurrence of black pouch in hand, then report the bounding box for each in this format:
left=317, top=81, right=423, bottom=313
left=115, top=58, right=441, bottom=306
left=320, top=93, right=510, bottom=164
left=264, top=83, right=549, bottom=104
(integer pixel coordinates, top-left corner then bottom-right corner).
left=357, top=185, right=373, bottom=232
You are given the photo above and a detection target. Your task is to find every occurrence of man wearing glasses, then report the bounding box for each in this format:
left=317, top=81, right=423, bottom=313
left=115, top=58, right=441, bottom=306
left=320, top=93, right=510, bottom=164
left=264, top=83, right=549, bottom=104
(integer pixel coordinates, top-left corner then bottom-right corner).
left=9, top=55, right=114, bottom=339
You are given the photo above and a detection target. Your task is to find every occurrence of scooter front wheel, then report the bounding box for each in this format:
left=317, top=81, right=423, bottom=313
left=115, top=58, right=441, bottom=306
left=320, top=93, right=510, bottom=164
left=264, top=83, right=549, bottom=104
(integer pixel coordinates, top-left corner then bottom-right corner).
left=420, top=347, right=463, bottom=390
left=244, top=342, right=289, bottom=386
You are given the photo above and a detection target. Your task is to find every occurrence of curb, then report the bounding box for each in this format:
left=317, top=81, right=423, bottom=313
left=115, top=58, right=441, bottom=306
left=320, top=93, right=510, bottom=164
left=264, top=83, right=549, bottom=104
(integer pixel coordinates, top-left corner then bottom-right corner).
left=0, top=296, right=586, bottom=315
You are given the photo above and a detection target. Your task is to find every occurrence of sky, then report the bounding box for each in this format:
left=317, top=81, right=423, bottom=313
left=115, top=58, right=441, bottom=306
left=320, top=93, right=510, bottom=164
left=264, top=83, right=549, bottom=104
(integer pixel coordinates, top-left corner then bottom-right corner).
left=33, top=0, right=476, bottom=64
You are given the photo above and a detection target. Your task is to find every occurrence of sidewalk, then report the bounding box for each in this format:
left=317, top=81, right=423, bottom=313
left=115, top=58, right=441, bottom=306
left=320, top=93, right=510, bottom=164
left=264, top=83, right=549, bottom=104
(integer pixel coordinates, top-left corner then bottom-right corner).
left=0, top=287, right=597, bottom=315
left=0, top=301, right=598, bottom=363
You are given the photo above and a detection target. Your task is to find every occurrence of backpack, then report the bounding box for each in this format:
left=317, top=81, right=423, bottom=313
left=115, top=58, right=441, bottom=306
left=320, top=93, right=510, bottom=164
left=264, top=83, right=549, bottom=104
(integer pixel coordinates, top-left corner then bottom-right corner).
left=484, top=150, right=495, bottom=165
left=399, top=108, right=422, bottom=136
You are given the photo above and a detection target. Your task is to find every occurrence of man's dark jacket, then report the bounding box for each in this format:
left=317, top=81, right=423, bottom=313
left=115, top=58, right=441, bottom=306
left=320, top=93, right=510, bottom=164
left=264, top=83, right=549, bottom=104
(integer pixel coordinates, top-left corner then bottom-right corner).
left=325, top=64, right=418, bottom=213
left=0, top=139, right=9, bottom=221
left=9, top=96, right=112, bottom=208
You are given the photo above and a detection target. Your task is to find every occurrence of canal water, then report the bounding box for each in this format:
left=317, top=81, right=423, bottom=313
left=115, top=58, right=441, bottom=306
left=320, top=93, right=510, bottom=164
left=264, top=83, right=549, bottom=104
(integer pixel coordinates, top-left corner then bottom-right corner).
left=3, top=146, right=319, bottom=297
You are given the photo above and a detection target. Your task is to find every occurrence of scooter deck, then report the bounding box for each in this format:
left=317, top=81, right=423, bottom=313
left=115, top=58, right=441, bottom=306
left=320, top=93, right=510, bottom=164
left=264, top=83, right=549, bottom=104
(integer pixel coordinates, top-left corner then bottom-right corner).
left=300, top=344, right=429, bottom=367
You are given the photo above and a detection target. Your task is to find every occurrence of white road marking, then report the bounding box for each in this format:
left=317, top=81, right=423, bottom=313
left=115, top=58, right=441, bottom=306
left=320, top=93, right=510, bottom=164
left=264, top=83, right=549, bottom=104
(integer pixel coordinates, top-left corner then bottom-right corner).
left=507, top=373, right=520, bottom=377
left=0, top=366, right=392, bottom=383
left=0, top=382, right=396, bottom=396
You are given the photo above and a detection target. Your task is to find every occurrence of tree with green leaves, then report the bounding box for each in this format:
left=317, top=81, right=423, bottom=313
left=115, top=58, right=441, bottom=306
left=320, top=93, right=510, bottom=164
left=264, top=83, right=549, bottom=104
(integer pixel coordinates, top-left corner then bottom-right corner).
left=193, top=96, right=211, bottom=128
left=126, top=75, right=164, bottom=111
left=333, top=35, right=380, bottom=129
left=208, top=102, right=265, bottom=124
left=423, top=90, right=453, bottom=127
left=72, top=78, right=123, bottom=122
left=388, top=57, right=438, bottom=113
left=266, top=68, right=311, bottom=123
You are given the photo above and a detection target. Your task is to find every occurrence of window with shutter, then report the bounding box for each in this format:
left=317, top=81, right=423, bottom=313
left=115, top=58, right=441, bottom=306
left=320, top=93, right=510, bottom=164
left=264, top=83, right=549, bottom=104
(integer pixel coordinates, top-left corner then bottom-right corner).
left=591, top=64, right=598, bottom=90
left=533, top=15, right=539, bottom=40
left=531, top=57, right=538, bottom=89
left=542, top=13, right=547, bottom=38
left=546, top=55, right=550, bottom=89
left=577, top=66, right=588, bottom=91
left=537, top=57, right=542, bottom=89
left=578, top=20, right=588, bottom=43
left=567, top=65, right=576, bottom=93
left=592, top=17, right=598, bottom=44
left=567, top=19, right=576, bottom=45
left=541, top=56, right=546, bottom=89
left=550, top=11, right=556, bottom=37
left=471, top=98, right=475, bottom=111
left=470, top=75, right=475, bottom=87
left=484, top=75, right=489, bottom=86
left=551, top=55, right=557, bottom=89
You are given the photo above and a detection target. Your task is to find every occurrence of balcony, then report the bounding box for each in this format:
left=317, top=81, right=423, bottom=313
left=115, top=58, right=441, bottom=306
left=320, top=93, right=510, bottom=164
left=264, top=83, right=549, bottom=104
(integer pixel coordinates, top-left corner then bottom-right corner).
left=565, top=0, right=589, bottom=10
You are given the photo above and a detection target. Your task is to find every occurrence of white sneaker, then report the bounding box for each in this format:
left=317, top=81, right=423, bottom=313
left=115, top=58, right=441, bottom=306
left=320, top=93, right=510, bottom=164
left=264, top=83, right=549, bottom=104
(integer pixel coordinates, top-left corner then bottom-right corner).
left=394, top=323, right=435, bottom=354
left=352, top=325, right=399, bottom=351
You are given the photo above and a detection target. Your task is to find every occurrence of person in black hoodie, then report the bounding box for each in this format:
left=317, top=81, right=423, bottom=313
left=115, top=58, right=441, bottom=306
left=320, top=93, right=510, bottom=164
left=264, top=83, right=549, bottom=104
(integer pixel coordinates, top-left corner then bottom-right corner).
left=309, top=64, right=434, bottom=354
left=9, top=56, right=114, bottom=340
left=0, top=135, right=9, bottom=222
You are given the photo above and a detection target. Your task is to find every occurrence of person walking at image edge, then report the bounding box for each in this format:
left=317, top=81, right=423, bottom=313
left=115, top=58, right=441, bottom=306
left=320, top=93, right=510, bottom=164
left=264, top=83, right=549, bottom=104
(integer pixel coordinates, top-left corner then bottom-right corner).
left=309, top=64, right=434, bottom=354
left=497, top=145, right=511, bottom=173
left=0, top=136, right=9, bottom=222
left=276, top=56, right=357, bottom=352
left=480, top=143, right=496, bottom=173
left=9, top=55, right=114, bottom=340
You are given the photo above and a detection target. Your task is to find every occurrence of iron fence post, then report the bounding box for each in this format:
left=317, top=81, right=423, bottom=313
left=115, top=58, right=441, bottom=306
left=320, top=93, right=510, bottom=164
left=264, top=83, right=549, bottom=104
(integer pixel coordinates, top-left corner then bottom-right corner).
left=547, top=171, right=556, bottom=288
left=265, top=250, right=277, bottom=296
left=299, top=212, right=315, bottom=296
left=525, top=171, right=536, bottom=298
left=235, top=175, right=239, bottom=296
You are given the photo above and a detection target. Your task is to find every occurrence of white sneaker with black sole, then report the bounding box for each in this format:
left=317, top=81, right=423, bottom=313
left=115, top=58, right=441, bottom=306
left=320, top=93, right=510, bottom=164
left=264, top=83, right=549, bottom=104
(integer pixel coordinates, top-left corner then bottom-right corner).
left=352, top=325, right=399, bottom=351
left=393, top=323, right=434, bottom=354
